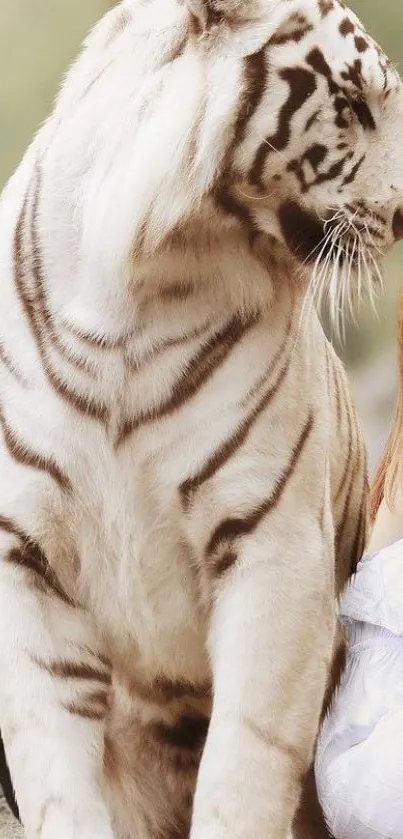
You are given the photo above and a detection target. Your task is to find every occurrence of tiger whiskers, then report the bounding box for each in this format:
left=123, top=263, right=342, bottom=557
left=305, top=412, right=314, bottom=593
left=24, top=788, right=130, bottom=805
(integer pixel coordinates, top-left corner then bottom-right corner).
left=298, top=220, right=342, bottom=337
left=299, top=212, right=348, bottom=340
left=327, top=219, right=350, bottom=343
left=345, top=211, right=384, bottom=312
left=303, top=204, right=384, bottom=343
left=297, top=225, right=337, bottom=336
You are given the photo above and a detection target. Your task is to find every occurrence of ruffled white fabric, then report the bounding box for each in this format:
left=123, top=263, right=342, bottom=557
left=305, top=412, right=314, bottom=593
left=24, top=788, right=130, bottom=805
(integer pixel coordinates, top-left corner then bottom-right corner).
left=315, top=539, right=403, bottom=839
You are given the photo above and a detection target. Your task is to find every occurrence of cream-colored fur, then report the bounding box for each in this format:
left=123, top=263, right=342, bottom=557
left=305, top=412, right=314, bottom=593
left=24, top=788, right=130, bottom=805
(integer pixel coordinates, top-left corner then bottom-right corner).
left=0, top=0, right=402, bottom=837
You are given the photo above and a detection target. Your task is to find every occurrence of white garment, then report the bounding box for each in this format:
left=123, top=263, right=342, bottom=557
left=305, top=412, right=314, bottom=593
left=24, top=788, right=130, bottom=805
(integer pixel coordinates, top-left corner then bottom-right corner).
left=315, top=539, right=403, bottom=839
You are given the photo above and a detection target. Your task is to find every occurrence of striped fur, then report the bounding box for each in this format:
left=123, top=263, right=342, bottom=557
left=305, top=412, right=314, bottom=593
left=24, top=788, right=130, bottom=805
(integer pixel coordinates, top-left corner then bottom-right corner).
left=0, top=0, right=401, bottom=837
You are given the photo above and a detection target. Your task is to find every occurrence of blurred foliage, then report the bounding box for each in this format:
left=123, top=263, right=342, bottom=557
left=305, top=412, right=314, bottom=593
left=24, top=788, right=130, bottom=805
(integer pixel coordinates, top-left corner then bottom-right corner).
left=338, top=0, right=403, bottom=366
left=0, top=0, right=402, bottom=369
left=351, top=0, right=403, bottom=66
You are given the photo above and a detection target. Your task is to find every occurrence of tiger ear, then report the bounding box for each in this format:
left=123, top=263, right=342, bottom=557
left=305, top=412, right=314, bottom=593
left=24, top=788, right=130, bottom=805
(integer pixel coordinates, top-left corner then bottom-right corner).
left=185, top=0, right=254, bottom=32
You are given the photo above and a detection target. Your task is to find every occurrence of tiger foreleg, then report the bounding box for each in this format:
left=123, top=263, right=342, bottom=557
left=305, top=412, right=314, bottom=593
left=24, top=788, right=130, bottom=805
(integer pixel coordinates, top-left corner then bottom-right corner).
left=190, top=515, right=336, bottom=839
left=0, top=534, right=115, bottom=839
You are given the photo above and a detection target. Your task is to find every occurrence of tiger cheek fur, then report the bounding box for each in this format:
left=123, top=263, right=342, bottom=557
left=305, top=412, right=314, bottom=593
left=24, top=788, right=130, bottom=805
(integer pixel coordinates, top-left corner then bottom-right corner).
left=0, top=0, right=401, bottom=837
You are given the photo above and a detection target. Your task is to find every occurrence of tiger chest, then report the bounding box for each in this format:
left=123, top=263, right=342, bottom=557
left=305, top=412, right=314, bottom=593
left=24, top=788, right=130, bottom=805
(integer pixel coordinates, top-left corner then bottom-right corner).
left=71, top=448, right=210, bottom=683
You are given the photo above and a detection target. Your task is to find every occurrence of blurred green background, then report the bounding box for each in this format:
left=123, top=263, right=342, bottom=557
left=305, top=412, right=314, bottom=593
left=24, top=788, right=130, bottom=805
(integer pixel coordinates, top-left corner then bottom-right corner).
left=0, top=0, right=402, bottom=469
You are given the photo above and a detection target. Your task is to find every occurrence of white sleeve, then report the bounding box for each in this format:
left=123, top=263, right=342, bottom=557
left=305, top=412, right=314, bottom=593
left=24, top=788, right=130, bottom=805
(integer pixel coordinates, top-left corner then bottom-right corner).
left=315, top=541, right=403, bottom=839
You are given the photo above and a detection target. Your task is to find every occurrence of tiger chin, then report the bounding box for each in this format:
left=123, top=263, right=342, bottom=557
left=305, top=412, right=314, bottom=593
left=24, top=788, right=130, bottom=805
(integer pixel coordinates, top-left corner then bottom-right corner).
left=0, top=0, right=402, bottom=838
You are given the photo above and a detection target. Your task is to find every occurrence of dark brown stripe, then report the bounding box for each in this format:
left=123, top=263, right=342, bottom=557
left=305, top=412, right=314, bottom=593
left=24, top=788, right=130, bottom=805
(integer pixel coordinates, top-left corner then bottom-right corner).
left=367, top=207, right=387, bottom=226
left=152, top=677, right=211, bottom=703
left=270, top=13, right=313, bottom=45
left=13, top=185, right=36, bottom=322
left=340, top=154, right=366, bottom=187
left=4, top=545, right=73, bottom=606
left=0, top=342, right=27, bottom=386
left=0, top=515, right=73, bottom=606
left=335, top=468, right=355, bottom=559
left=213, top=46, right=268, bottom=233
left=349, top=493, right=367, bottom=576
left=44, top=660, right=111, bottom=684
left=27, top=177, right=94, bottom=375
left=339, top=17, right=355, bottom=36
left=64, top=691, right=109, bottom=720
left=207, top=412, right=315, bottom=559
left=0, top=514, right=28, bottom=543
left=243, top=296, right=294, bottom=401
left=349, top=446, right=368, bottom=579
left=13, top=175, right=108, bottom=422
left=278, top=199, right=327, bottom=263
left=160, top=36, right=188, bottom=68
left=29, top=179, right=109, bottom=417
left=214, top=184, right=257, bottom=237
left=250, top=67, right=316, bottom=186
left=5, top=545, right=46, bottom=581
left=43, top=370, right=108, bottom=421
left=306, top=48, right=338, bottom=96
left=164, top=822, right=191, bottom=839
left=117, top=314, right=258, bottom=446
left=318, top=0, right=335, bottom=18
left=58, top=320, right=127, bottom=351
left=127, top=674, right=211, bottom=705
left=305, top=109, right=321, bottom=132
left=98, top=653, right=112, bottom=670
left=334, top=399, right=353, bottom=504
left=212, top=549, right=238, bottom=577
left=156, top=282, right=197, bottom=303
left=51, top=336, right=100, bottom=379
left=188, top=0, right=242, bottom=33
left=150, top=713, right=209, bottom=752
left=335, top=416, right=363, bottom=561
left=127, top=320, right=213, bottom=373
left=351, top=99, right=375, bottom=131
left=180, top=347, right=291, bottom=511
left=227, top=46, right=268, bottom=161
left=0, top=408, right=71, bottom=492
left=293, top=152, right=349, bottom=194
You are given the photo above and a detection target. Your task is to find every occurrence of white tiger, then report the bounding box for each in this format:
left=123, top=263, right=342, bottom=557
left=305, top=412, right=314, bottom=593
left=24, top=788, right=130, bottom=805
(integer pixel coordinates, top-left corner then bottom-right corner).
left=0, top=0, right=402, bottom=838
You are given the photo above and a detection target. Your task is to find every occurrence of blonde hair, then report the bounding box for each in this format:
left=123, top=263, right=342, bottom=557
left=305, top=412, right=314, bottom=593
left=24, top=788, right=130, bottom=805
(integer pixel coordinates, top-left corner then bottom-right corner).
left=371, top=291, right=403, bottom=520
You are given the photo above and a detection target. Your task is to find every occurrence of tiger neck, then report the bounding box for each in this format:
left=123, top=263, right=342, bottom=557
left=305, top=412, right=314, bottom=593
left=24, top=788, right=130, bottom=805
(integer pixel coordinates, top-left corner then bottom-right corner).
left=59, top=225, right=306, bottom=347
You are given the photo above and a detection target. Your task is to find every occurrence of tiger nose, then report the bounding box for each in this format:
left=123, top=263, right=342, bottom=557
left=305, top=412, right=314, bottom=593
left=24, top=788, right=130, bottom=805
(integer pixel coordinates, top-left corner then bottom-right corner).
left=393, top=208, right=403, bottom=241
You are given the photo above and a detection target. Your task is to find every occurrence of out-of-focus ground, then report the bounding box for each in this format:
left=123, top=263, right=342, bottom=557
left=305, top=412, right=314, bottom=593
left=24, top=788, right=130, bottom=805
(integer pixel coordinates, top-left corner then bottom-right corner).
left=0, top=0, right=403, bottom=832
left=0, top=803, right=21, bottom=839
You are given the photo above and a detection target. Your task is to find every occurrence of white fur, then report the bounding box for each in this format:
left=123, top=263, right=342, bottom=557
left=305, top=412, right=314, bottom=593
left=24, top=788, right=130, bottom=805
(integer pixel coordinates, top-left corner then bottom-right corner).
left=0, top=0, right=401, bottom=837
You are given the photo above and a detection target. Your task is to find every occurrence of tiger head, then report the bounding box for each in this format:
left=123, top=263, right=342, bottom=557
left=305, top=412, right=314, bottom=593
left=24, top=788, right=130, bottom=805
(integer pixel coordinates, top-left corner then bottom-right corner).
left=184, top=0, right=403, bottom=295
left=82, top=0, right=403, bottom=309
